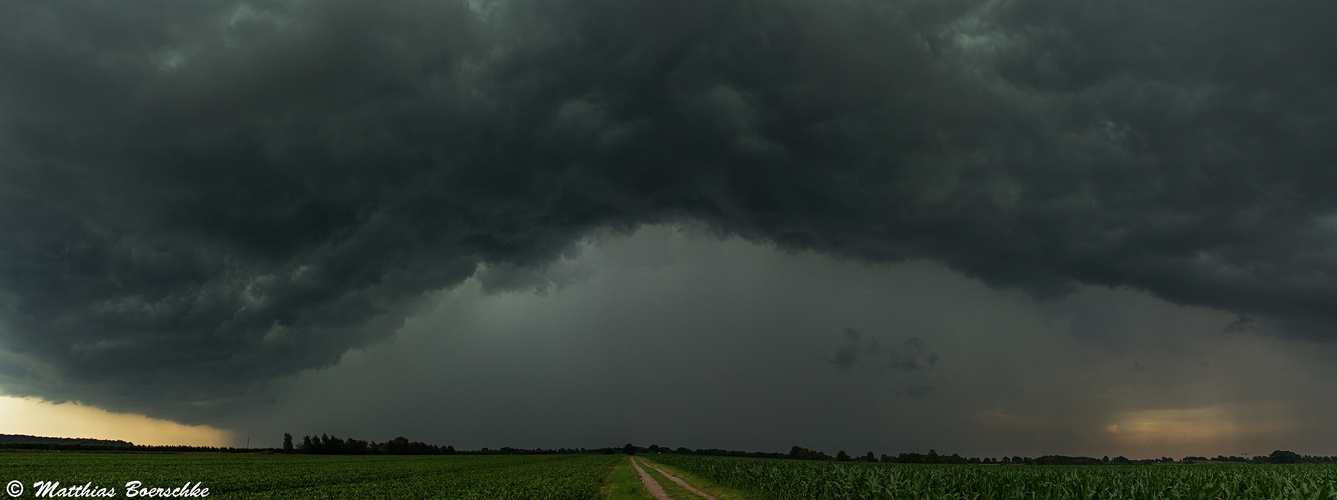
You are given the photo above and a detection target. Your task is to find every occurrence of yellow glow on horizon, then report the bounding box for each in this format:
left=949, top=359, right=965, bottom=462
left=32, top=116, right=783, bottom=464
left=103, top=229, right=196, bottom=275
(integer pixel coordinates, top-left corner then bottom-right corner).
left=1104, top=407, right=1239, bottom=445
left=0, top=396, right=233, bottom=447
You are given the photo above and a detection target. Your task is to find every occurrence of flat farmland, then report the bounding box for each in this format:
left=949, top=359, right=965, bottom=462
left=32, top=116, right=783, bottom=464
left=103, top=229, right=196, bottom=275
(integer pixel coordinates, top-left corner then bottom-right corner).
left=0, top=452, right=618, bottom=499
left=2, top=452, right=1337, bottom=499
left=650, top=454, right=1337, bottom=499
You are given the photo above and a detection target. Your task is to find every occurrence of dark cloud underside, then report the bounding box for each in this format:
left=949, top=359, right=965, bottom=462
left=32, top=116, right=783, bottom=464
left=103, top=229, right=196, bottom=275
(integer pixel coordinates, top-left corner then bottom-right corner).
left=1, top=0, right=1335, bottom=419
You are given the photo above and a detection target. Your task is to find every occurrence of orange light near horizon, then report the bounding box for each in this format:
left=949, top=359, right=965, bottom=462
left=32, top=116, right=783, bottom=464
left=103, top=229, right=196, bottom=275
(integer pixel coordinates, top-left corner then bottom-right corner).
left=1104, top=407, right=1239, bottom=446
left=0, top=396, right=233, bottom=447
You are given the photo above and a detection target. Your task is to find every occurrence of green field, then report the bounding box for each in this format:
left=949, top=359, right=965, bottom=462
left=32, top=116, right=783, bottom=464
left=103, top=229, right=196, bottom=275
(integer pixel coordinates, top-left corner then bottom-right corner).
left=2, top=452, right=1336, bottom=499
left=650, top=454, right=1337, bottom=499
left=0, top=452, right=617, bottom=499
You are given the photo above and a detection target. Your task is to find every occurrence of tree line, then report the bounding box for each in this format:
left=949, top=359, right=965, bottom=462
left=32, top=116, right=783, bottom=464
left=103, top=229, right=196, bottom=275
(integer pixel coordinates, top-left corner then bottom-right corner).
left=283, top=433, right=456, bottom=455
left=280, top=437, right=1333, bottom=465
left=625, top=445, right=1334, bottom=465
left=784, top=448, right=1328, bottom=465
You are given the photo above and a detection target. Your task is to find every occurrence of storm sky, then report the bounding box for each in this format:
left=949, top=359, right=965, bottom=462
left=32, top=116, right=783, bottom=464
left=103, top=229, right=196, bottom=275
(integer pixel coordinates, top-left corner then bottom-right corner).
left=2, top=0, right=1336, bottom=458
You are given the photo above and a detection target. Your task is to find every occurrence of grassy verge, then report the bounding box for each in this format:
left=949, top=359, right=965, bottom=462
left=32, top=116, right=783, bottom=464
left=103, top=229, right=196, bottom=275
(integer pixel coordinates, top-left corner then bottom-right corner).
left=639, top=455, right=751, bottom=500
left=602, top=457, right=657, bottom=500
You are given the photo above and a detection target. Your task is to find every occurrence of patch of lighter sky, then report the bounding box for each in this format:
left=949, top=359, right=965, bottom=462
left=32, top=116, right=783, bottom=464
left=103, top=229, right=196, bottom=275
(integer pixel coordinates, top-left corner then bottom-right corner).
left=1105, top=407, right=1244, bottom=451
left=0, top=396, right=233, bottom=447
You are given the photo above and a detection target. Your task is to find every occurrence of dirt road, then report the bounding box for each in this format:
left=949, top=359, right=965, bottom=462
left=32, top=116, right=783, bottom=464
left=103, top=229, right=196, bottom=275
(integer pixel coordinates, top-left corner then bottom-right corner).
left=630, top=456, right=718, bottom=500
left=639, top=458, right=718, bottom=500
left=629, top=456, right=671, bottom=500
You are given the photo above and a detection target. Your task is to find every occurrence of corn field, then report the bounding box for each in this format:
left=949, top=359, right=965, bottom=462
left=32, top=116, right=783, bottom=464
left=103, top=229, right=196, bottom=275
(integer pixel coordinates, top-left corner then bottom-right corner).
left=649, top=453, right=1337, bottom=499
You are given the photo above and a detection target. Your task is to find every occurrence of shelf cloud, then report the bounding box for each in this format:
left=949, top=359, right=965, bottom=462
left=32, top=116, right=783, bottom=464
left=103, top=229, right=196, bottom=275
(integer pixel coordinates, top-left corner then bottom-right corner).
left=2, top=0, right=1336, bottom=429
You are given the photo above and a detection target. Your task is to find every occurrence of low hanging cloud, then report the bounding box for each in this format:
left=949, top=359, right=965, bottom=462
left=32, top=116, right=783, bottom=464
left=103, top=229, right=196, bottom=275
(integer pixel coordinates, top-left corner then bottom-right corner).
left=829, top=328, right=939, bottom=398
left=882, top=337, right=939, bottom=376
left=2, top=0, right=1336, bottom=421
left=829, top=328, right=883, bottom=370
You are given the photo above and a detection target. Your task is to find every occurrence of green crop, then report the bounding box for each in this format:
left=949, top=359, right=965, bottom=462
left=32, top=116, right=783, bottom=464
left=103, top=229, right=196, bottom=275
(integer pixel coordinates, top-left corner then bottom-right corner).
left=6, top=451, right=1335, bottom=499
left=0, top=452, right=619, bottom=499
left=649, top=454, right=1337, bottom=499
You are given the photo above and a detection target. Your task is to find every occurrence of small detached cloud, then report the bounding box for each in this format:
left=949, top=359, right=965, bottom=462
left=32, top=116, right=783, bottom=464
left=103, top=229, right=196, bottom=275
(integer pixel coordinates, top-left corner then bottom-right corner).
left=1223, top=316, right=1255, bottom=333
left=882, top=337, right=940, bottom=375
left=828, top=328, right=941, bottom=398
left=829, top=328, right=883, bottom=370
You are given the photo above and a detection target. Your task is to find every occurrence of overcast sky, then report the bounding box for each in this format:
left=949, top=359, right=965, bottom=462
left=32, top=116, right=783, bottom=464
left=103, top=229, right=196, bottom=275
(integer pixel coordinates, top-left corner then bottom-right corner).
left=2, top=0, right=1336, bottom=458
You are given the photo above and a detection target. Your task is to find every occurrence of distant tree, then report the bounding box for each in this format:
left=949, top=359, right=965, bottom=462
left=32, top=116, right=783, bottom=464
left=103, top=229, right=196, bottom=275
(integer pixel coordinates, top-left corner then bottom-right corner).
left=790, top=446, right=832, bottom=461
left=1102, top=456, right=1110, bottom=464
left=1035, top=455, right=1101, bottom=465
left=387, top=436, right=409, bottom=454
left=345, top=437, right=369, bottom=454
left=1270, top=450, right=1301, bottom=464
left=865, top=452, right=877, bottom=463
left=623, top=443, right=636, bottom=455
left=837, top=450, right=851, bottom=461
left=283, top=433, right=293, bottom=453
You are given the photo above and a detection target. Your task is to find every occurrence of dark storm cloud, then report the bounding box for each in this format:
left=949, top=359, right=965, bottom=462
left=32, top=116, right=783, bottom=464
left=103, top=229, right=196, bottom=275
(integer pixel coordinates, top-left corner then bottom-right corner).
left=882, top=337, right=939, bottom=375
left=2, top=0, right=1336, bottom=418
left=828, top=328, right=938, bottom=397
left=828, top=328, right=938, bottom=374
left=829, top=328, right=881, bottom=370
left=1223, top=316, right=1256, bottom=334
